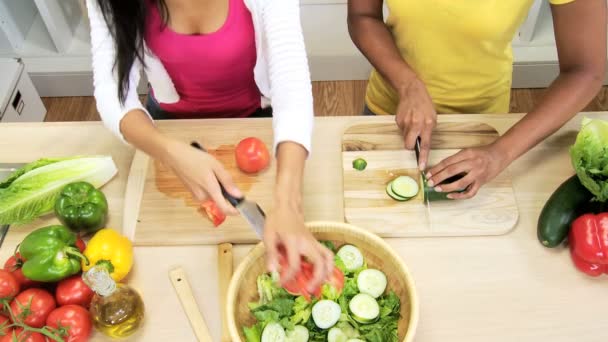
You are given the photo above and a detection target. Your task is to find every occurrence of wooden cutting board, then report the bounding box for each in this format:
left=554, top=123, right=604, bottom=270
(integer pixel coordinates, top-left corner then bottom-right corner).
left=342, top=121, right=519, bottom=237
left=126, top=120, right=276, bottom=246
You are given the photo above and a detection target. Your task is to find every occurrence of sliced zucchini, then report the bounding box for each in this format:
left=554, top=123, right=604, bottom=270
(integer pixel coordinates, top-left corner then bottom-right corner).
left=312, top=300, right=341, bottom=329
left=357, top=269, right=387, bottom=299
left=349, top=293, right=380, bottom=324
left=336, top=245, right=364, bottom=272
left=286, top=325, right=309, bottom=342
left=327, top=327, right=348, bottom=342
left=391, top=175, right=419, bottom=198
left=262, top=322, right=286, bottom=342
left=386, top=183, right=409, bottom=201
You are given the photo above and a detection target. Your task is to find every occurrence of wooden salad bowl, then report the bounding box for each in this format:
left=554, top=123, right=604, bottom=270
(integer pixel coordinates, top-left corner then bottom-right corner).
left=227, top=221, right=419, bottom=342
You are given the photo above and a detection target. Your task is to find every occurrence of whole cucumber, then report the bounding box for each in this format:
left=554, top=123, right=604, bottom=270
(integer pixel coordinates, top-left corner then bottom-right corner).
left=537, top=175, right=594, bottom=248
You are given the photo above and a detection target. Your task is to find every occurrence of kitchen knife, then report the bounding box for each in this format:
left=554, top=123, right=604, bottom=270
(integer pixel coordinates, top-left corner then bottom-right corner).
left=414, top=137, right=433, bottom=230
left=190, top=142, right=266, bottom=239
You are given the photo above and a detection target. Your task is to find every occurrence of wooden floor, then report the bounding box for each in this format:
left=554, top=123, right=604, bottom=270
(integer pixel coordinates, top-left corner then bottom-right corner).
left=41, top=81, right=608, bottom=122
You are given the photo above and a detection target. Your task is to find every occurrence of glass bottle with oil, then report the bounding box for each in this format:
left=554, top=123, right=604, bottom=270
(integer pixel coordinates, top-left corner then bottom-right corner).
left=83, top=266, right=145, bottom=338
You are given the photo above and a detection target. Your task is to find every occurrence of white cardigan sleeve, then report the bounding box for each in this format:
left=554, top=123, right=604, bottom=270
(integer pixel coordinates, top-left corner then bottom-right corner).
left=262, top=0, right=315, bottom=155
left=86, top=0, right=152, bottom=144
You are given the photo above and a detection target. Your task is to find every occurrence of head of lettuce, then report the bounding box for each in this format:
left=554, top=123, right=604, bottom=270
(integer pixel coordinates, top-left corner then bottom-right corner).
left=570, top=118, right=608, bottom=202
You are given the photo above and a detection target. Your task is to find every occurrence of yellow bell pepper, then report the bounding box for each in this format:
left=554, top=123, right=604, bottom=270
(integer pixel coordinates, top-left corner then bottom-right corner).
left=82, top=228, right=133, bottom=282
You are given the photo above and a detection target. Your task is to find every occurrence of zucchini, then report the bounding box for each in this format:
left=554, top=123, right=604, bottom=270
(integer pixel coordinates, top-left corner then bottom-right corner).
left=328, top=327, right=348, bottom=342
left=537, top=175, right=594, bottom=248
left=349, top=293, right=380, bottom=324
left=312, top=300, right=341, bottom=329
left=357, top=269, right=387, bottom=299
left=391, top=176, right=419, bottom=198
left=386, top=183, right=409, bottom=201
left=423, top=173, right=466, bottom=202
left=286, top=325, right=309, bottom=342
left=336, top=245, right=364, bottom=272
left=262, top=322, right=286, bottom=342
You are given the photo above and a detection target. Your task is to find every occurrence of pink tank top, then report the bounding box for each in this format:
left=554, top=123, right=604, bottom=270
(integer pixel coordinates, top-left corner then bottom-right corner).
left=145, top=0, right=261, bottom=118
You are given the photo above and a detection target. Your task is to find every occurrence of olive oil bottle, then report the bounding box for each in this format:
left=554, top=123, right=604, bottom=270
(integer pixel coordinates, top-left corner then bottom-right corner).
left=83, top=266, right=145, bottom=338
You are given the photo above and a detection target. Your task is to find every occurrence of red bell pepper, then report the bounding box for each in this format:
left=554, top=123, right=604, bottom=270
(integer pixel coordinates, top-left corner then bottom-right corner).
left=569, top=213, right=608, bottom=277
left=200, top=200, right=226, bottom=227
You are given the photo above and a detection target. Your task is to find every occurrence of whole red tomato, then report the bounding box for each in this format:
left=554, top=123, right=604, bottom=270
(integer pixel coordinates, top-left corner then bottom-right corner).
left=4, top=254, right=39, bottom=289
left=10, top=289, right=56, bottom=328
left=235, top=137, right=270, bottom=173
left=0, top=328, right=46, bottom=342
left=0, top=315, right=10, bottom=336
left=55, top=275, right=94, bottom=308
left=46, top=305, right=91, bottom=342
left=0, top=269, right=19, bottom=301
left=75, top=238, right=86, bottom=253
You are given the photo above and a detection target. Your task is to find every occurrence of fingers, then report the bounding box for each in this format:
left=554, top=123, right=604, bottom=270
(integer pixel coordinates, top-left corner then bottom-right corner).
left=283, top=237, right=301, bottom=284
left=306, top=243, right=329, bottom=293
left=203, top=173, right=238, bottom=216
left=264, top=232, right=279, bottom=273
left=402, top=118, right=422, bottom=150
left=418, top=125, right=433, bottom=171
left=212, top=160, right=243, bottom=198
left=428, top=161, right=471, bottom=191
left=438, top=170, right=475, bottom=193
left=426, top=149, right=471, bottom=185
left=448, top=181, right=480, bottom=199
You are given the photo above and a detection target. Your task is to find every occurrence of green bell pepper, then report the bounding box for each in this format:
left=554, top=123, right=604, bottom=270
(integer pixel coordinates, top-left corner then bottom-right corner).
left=54, top=181, right=108, bottom=234
left=19, top=225, right=89, bottom=282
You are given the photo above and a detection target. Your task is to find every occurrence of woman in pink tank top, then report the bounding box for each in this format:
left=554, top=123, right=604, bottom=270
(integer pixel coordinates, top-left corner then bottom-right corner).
left=89, top=0, right=333, bottom=290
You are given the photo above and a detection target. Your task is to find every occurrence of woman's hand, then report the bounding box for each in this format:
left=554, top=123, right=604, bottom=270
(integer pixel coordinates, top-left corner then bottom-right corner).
left=161, top=139, right=242, bottom=215
left=426, top=143, right=510, bottom=199
left=264, top=198, right=334, bottom=293
left=395, top=77, right=437, bottom=170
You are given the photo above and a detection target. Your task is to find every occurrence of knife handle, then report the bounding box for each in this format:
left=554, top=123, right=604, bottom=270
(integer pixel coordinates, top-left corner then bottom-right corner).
left=190, top=141, right=243, bottom=207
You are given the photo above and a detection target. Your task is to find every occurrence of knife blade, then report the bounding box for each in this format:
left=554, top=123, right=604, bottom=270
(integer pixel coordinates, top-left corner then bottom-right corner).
left=414, top=137, right=433, bottom=230
left=190, top=142, right=266, bottom=239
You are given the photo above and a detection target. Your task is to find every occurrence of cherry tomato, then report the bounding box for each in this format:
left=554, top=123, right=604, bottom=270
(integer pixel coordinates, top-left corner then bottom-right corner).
left=200, top=200, right=226, bottom=226
left=46, top=305, right=92, bottom=342
left=55, top=275, right=94, bottom=308
left=0, top=270, right=19, bottom=301
left=4, top=254, right=40, bottom=289
left=75, top=238, right=86, bottom=253
left=10, top=289, right=56, bottom=328
left=235, top=137, right=270, bottom=173
left=0, top=315, right=10, bottom=336
left=0, top=328, right=46, bottom=342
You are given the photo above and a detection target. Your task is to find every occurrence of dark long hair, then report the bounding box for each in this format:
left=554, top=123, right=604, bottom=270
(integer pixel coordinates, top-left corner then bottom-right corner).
left=95, top=0, right=168, bottom=104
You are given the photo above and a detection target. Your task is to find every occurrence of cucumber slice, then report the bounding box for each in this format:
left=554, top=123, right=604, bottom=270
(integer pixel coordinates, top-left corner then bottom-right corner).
left=346, top=339, right=366, bottom=342
left=352, top=158, right=367, bottom=171
left=328, top=327, right=348, bottom=342
left=262, top=322, right=286, bottom=342
left=349, top=293, right=380, bottom=324
left=286, top=325, right=309, bottom=342
left=386, top=183, right=409, bottom=201
left=336, top=245, right=364, bottom=271
left=312, top=300, right=341, bottom=329
left=391, top=175, right=419, bottom=198
left=357, top=269, right=387, bottom=299
left=337, top=322, right=360, bottom=338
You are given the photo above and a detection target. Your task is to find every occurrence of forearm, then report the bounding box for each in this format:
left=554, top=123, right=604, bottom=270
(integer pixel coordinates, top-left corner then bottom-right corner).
left=495, top=69, right=604, bottom=162
left=119, top=109, right=173, bottom=161
left=274, top=141, right=307, bottom=206
left=347, top=7, right=417, bottom=92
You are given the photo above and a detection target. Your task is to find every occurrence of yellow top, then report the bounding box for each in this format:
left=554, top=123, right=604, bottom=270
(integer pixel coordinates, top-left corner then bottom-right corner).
left=366, top=0, right=575, bottom=115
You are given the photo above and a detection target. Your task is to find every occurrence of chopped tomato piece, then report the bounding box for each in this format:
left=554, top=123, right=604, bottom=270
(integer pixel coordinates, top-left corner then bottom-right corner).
left=277, top=252, right=344, bottom=301
left=200, top=200, right=226, bottom=227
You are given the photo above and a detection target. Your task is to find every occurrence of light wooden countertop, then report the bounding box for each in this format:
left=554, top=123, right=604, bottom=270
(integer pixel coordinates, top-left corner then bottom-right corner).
left=1, top=113, right=607, bottom=342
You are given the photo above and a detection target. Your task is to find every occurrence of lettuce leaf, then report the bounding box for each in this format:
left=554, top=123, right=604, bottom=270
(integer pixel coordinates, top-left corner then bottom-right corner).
left=570, top=117, right=608, bottom=202
left=0, top=156, right=117, bottom=225
left=243, top=322, right=263, bottom=342
left=291, top=296, right=313, bottom=325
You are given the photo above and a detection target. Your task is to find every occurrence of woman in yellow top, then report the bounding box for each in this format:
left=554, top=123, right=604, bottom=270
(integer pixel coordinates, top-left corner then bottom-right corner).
left=348, top=0, right=606, bottom=198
